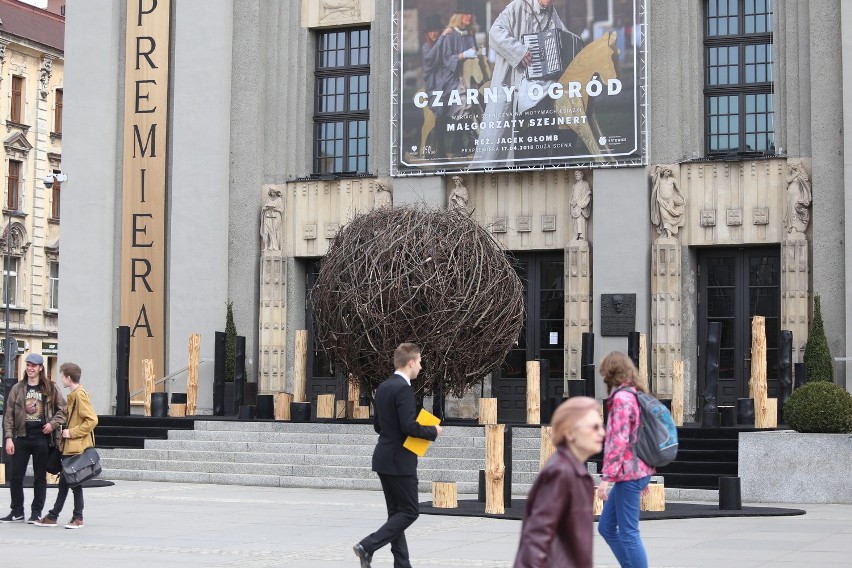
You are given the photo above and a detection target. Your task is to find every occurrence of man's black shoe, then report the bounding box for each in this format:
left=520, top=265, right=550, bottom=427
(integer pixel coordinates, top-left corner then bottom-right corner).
left=353, top=543, right=372, bottom=568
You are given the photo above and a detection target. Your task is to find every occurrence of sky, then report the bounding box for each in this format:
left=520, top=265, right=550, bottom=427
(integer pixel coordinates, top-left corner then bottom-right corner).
left=18, top=0, right=48, bottom=7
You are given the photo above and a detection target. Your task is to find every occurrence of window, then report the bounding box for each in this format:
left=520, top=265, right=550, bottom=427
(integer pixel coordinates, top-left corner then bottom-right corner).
left=51, top=171, right=61, bottom=219
left=10, top=76, right=23, bottom=123
left=54, top=89, right=63, bottom=134
left=2, top=257, right=18, bottom=307
left=48, top=262, right=59, bottom=310
left=7, top=160, right=21, bottom=210
left=704, top=0, right=774, bottom=155
left=313, top=28, right=370, bottom=175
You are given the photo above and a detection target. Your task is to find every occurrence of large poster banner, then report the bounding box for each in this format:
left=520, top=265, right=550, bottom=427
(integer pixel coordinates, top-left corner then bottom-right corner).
left=393, top=0, right=645, bottom=175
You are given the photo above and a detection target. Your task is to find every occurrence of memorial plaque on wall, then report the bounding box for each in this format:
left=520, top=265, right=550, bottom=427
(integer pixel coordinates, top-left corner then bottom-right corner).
left=600, top=294, right=636, bottom=336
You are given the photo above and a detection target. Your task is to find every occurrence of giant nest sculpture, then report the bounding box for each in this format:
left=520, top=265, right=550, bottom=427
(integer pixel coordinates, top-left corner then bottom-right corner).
left=311, top=206, right=525, bottom=397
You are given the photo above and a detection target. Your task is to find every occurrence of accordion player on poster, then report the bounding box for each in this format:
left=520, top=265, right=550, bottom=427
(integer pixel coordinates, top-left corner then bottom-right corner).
left=472, top=0, right=584, bottom=165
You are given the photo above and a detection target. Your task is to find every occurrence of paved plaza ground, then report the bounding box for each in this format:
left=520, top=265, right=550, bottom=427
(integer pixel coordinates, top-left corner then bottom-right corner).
left=0, top=480, right=849, bottom=567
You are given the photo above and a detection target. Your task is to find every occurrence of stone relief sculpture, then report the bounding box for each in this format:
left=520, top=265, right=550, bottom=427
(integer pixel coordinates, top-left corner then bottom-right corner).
left=449, top=175, right=469, bottom=211
left=783, top=160, right=812, bottom=235
left=320, top=0, right=360, bottom=22
left=569, top=170, right=592, bottom=240
left=374, top=182, right=392, bottom=210
left=260, top=188, right=284, bottom=252
left=39, top=57, right=52, bottom=99
left=650, top=165, right=686, bottom=238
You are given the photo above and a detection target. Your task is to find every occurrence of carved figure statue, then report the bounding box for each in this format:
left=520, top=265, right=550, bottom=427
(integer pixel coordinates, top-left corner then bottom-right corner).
left=320, top=0, right=360, bottom=21
left=650, top=165, right=686, bottom=238
left=374, top=182, right=392, bottom=210
left=783, top=161, right=812, bottom=235
left=612, top=294, right=624, bottom=313
left=449, top=176, right=469, bottom=211
left=569, top=170, right=592, bottom=240
left=39, top=58, right=52, bottom=98
left=260, top=188, right=284, bottom=252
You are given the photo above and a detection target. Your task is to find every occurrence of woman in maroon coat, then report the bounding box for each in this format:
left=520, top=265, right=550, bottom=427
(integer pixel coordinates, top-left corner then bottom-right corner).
left=514, top=396, right=604, bottom=568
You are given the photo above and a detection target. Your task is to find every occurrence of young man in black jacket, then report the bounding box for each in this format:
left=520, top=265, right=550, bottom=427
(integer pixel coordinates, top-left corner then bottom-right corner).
left=354, top=343, right=443, bottom=568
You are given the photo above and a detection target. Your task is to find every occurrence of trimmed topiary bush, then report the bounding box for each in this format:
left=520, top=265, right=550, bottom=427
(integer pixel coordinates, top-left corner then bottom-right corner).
left=803, top=295, right=833, bottom=382
left=784, top=382, right=852, bottom=433
left=224, top=301, right=236, bottom=382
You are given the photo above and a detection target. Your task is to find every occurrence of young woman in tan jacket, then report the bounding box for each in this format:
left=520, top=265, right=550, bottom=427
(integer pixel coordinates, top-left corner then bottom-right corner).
left=35, top=362, right=98, bottom=529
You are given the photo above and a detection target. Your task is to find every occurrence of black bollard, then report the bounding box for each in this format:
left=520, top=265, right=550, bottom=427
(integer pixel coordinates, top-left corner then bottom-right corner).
left=256, top=394, right=274, bottom=419
left=567, top=380, right=585, bottom=398
left=478, top=469, right=486, bottom=503
left=237, top=405, right=256, bottom=420
left=778, top=330, right=793, bottom=424
left=115, top=326, right=131, bottom=416
left=702, top=322, right=721, bottom=427
left=234, top=336, right=246, bottom=411
left=720, top=406, right=736, bottom=427
left=170, top=392, right=187, bottom=405
left=213, top=331, right=226, bottom=416
left=794, top=362, right=807, bottom=389
left=719, top=476, right=742, bottom=510
left=627, top=331, right=640, bottom=370
left=736, top=398, right=755, bottom=426
left=582, top=332, right=595, bottom=398
left=503, top=426, right=513, bottom=508
left=150, top=392, right=169, bottom=418
left=290, top=401, right=311, bottom=423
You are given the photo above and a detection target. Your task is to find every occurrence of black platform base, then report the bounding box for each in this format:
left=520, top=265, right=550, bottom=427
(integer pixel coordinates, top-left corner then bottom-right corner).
left=1, top=475, right=115, bottom=489
left=419, top=498, right=805, bottom=521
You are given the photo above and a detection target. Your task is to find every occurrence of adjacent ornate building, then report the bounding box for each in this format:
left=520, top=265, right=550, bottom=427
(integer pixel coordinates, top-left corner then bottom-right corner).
left=0, top=0, right=64, bottom=381
left=61, top=0, right=851, bottom=419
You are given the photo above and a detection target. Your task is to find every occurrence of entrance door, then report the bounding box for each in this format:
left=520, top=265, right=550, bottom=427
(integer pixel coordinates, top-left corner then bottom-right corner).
left=698, top=247, right=780, bottom=408
left=494, top=253, right=564, bottom=423
left=306, top=260, right=343, bottom=414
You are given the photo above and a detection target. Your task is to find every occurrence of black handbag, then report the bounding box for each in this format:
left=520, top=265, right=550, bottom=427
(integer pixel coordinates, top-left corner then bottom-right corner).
left=46, top=441, right=62, bottom=475
left=60, top=396, right=101, bottom=487
left=61, top=447, right=102, bottom=487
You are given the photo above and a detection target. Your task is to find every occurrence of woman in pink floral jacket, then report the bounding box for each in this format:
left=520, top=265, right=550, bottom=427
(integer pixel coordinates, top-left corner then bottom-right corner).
left=596, top=352, right=655, bottom=567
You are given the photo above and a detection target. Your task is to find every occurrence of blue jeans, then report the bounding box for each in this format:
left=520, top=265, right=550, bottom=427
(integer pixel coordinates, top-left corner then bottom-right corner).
left=598, top=476, right=651, bottom=568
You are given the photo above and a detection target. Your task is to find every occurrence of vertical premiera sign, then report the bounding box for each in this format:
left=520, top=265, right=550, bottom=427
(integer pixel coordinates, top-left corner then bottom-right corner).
left=121, top=0, right=170, bottom=400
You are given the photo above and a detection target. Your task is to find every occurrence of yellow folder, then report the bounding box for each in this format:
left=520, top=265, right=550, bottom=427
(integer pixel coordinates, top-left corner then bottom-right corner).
left=403, top=409, right=441, bottom=457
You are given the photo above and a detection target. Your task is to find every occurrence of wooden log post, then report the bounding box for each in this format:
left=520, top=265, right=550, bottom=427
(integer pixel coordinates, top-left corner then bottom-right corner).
left=539, top=426, right=555, bottom=470
left=526, top=360, right=540, bottom=425
left=672, top=359, right=685, bottom=426
left=759, top=398, right=778, bottom=429
left=478, top=397, right=497, bottom=425
left=143, top=358, right=155, bottom=417
left=274, top=392, right=293, bottom=420
left=317, top=394, right=335, bottom=418
left=640, top=481, right=666, bottom=511
left=638, top=333, right=649, bottom=391
left=485, top=424, right=506, bottom=515
left=347, top=374, right=360, bottom=418
left=293, top=330, right=308, bottom=403
left=347, top=375, right=370, bottom=418
left=751, top=316, right=775, bottom=428
left=593, top=489, right=604, bottom=515
left=186, top=333, right=200, bottom=416
left=0, top=464, right=5, bottom=484
left=46, top=472, right=60, bottom=485
left=169, top=403, right=187, bottom=417
left=432, top=482, right=458, bottom=508
left=336, top=400, right=347, bottom=419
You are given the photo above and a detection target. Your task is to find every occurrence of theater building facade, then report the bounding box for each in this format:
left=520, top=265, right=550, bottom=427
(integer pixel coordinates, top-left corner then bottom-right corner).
left=60, top=0, right=851, bottom=418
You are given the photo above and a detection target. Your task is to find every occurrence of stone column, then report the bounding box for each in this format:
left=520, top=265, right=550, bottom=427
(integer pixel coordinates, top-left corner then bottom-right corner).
left=259, top=254, right=287, bottom=393
left=565, top=240, right=592, bottom=385
left=781, top=234, right=809, bottom=363
left=651, top=237, right=682, bottom=397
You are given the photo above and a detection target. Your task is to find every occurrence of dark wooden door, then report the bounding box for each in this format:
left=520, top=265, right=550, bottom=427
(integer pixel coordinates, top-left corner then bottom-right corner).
left=306, top=260, right=343, bottom=415
left=494, top=253, right=564, bottom=423
left=698, top=247, right=780, bottom=408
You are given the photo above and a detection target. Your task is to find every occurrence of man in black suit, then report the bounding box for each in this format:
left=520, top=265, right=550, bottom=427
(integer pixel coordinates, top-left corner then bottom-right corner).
left=354, top=343, right=443, bottom=568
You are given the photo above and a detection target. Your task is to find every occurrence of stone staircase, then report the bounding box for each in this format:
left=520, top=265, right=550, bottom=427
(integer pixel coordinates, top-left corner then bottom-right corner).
left=98, top=420, right=547, bottom=495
